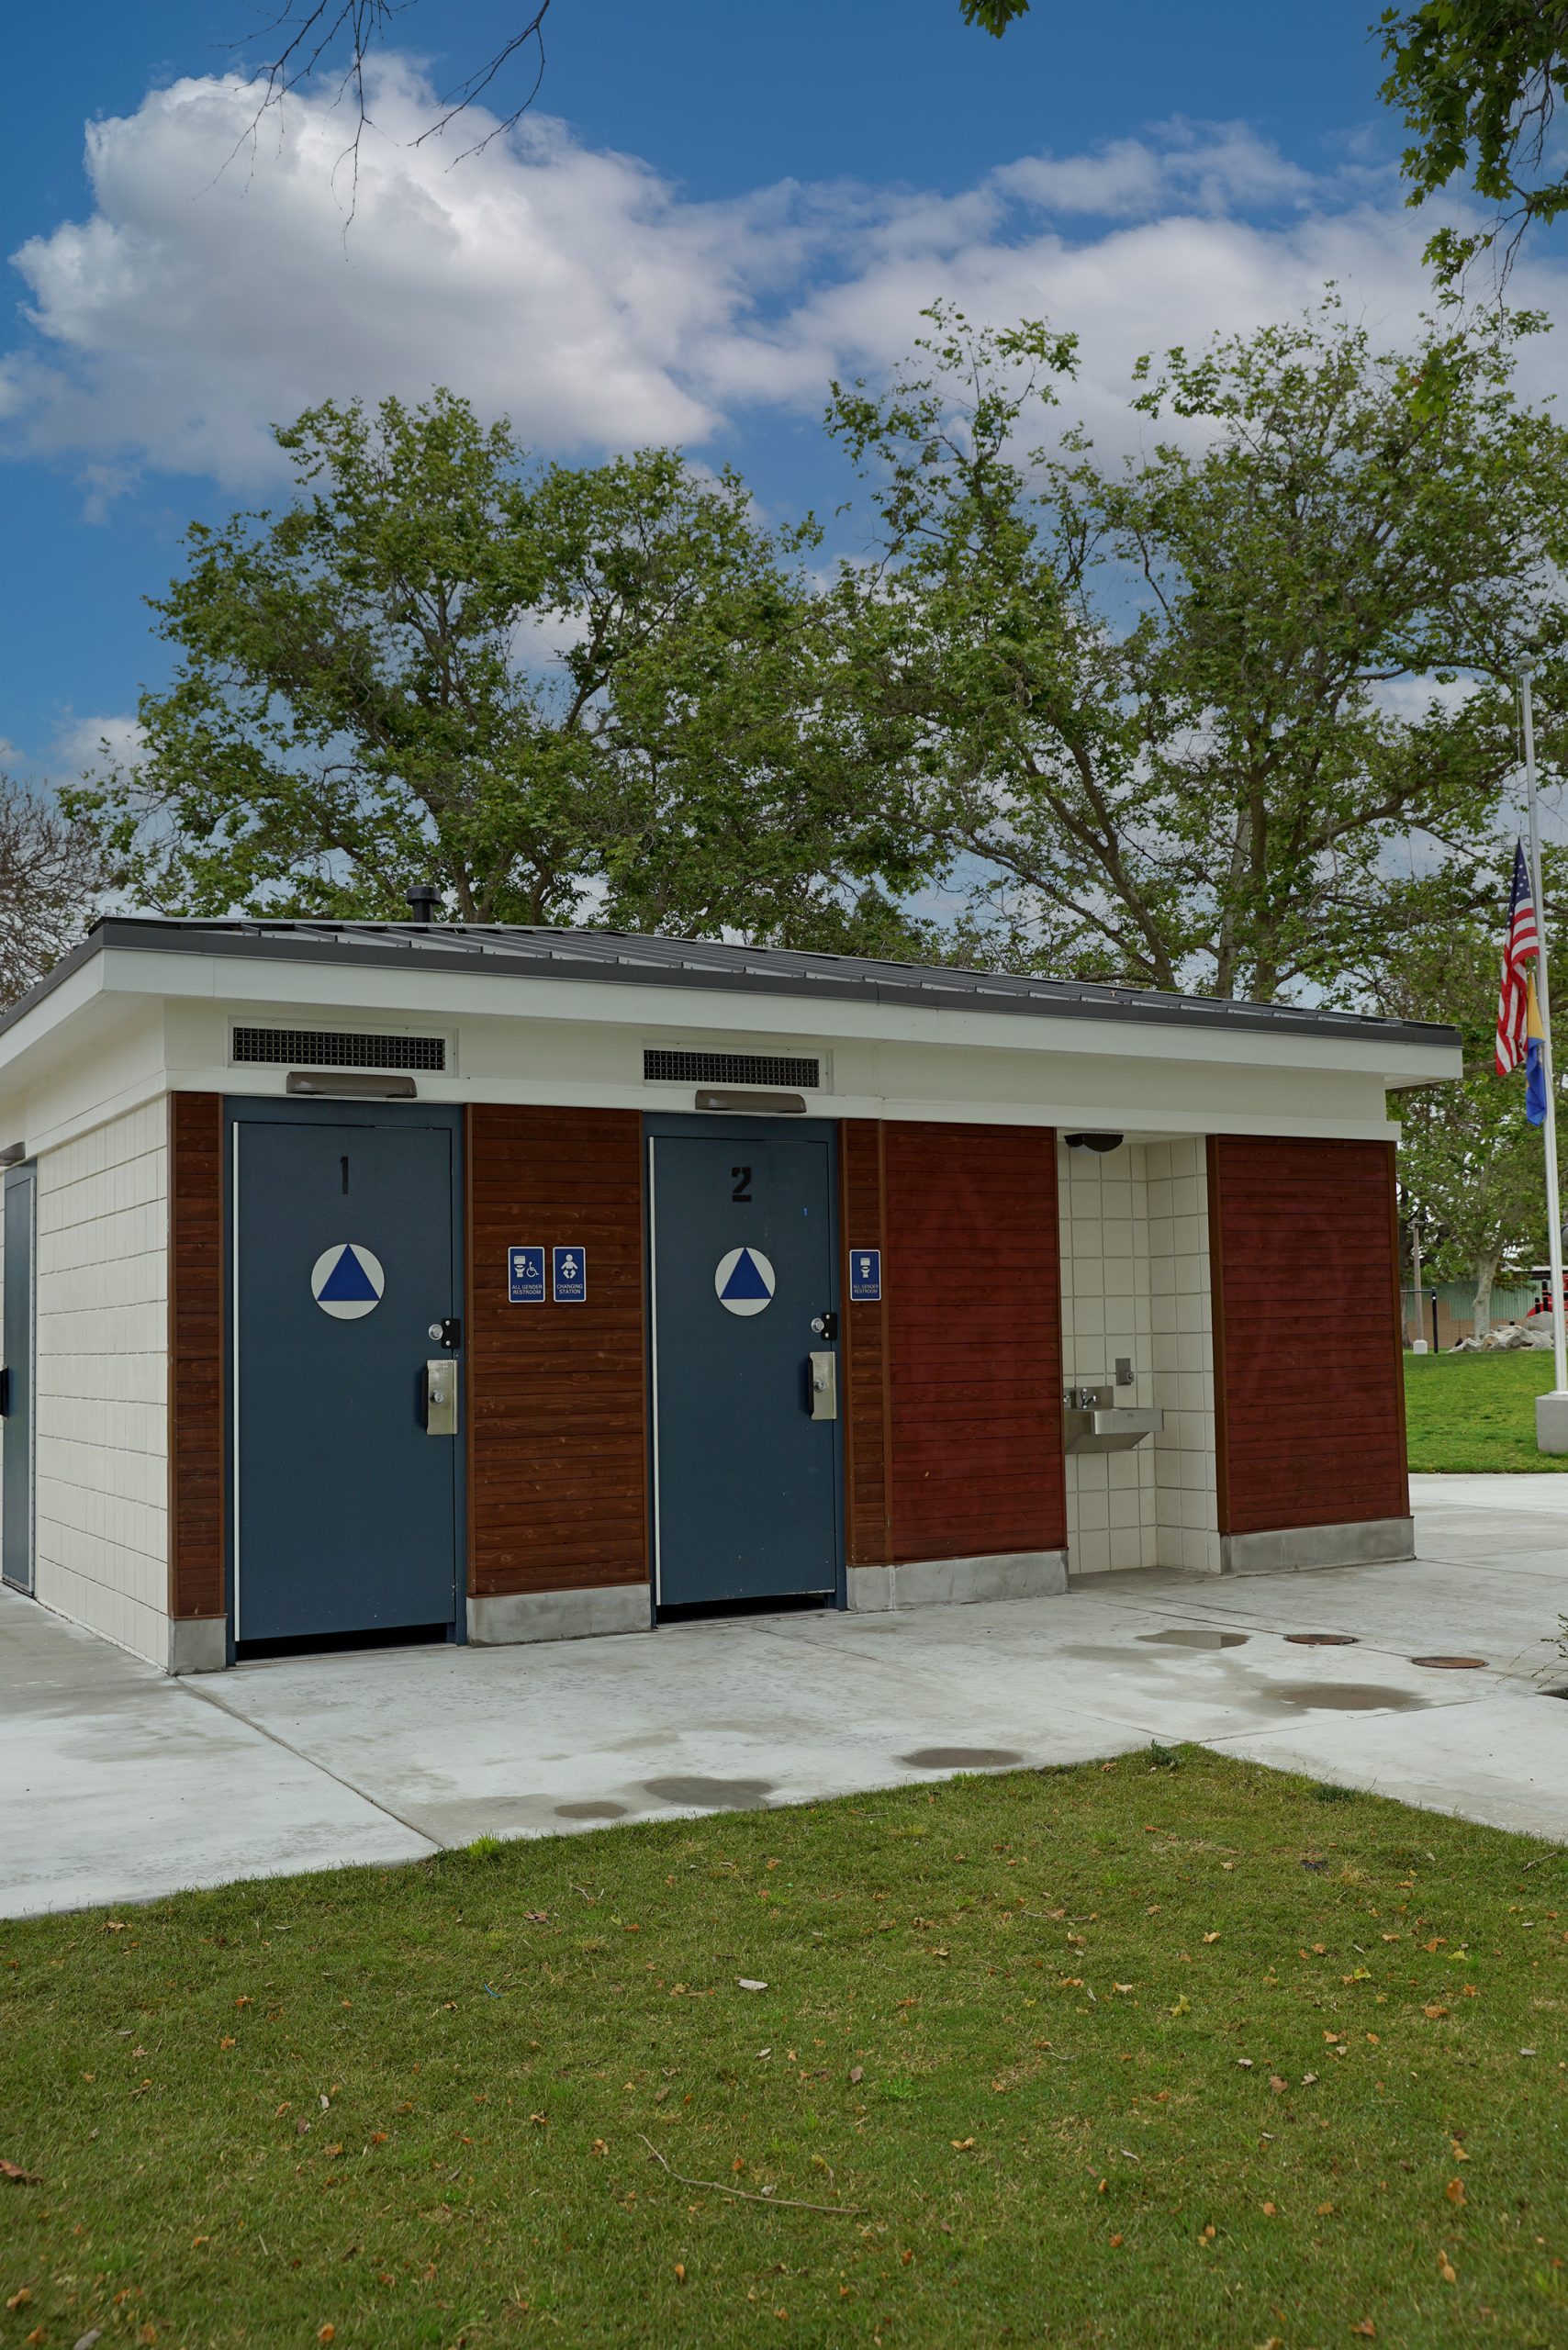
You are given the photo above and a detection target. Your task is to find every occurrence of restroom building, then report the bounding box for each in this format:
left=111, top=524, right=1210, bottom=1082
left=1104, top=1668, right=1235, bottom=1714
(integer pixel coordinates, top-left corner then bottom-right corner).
left=0, top=918, right=1460, bottom=1673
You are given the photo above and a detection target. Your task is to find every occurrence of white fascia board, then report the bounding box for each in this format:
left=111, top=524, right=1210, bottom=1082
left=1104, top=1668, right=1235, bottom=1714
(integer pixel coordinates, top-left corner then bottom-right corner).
left=165, top=1062, right=1402, bottom=1144
left=0, top=952, right=110, bottom=1081
left=100, top=945, right=1460, bottom=1090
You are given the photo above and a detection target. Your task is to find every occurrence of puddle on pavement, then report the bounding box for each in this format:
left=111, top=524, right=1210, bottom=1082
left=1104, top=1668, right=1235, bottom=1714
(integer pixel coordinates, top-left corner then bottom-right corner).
left=1137, top=1628, right=1249, bottom=1651
left=554, top=1800, right=629, bottom=1821
left=899, top=1746, right=1025, bottom=1769
left=1271, top=1682, right=1428, bottom=1713
left=642, top=1774, right=776, bottom=1810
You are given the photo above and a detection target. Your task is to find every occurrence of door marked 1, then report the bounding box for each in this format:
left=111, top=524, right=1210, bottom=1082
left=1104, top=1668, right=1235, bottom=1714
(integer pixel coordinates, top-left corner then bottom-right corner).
left=310, top=1241, right=386, bottom=1319
left=714, top=1245, right=776, bottom=1316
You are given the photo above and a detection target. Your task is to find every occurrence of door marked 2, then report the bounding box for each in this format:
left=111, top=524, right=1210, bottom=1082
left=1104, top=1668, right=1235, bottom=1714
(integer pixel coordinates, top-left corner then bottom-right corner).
left=714, top=1246, right=776, bottom=1316
left=310, top=1241, right=386, bottom=1319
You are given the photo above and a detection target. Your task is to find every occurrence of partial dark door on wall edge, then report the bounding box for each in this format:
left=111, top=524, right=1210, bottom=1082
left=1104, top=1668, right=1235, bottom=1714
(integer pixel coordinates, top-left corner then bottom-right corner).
left=228, top=1100, right=465, bottom=1648
left=1, top=1160, right=37, bottom=1595
left=646, top=1114, right=843, bottom=1612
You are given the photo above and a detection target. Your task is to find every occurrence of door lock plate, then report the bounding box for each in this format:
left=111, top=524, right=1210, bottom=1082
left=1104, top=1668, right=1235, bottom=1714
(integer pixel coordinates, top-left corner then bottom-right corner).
left=424, top=1358, right=459, bottom=1437
left=808, top=1348, right=838, bottom=1421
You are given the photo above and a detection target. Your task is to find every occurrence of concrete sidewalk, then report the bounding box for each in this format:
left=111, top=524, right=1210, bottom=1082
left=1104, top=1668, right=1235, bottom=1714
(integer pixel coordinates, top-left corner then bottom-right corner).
left=5, top=1471, right=1567, bottom=1919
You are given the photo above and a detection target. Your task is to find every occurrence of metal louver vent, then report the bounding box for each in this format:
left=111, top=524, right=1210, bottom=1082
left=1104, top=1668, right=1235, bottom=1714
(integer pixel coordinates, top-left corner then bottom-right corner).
left=644, top=1048, right=820, bottom=1089
left=232, top=1027, right=446, bottom=1071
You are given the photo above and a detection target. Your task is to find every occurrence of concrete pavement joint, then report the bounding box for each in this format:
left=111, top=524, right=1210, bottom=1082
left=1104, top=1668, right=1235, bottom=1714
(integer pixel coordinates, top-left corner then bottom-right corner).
left=176, top=1674, right=443, bottom=1858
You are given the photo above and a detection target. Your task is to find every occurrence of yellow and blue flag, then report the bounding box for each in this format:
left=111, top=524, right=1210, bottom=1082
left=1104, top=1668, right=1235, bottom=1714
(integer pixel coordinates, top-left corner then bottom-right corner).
left=1527, top=971, right=1549, bottom=1126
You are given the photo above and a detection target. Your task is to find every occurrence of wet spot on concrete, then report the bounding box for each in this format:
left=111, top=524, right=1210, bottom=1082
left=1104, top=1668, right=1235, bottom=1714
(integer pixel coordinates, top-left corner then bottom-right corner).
left=643, top=1775, right=776, bottom=1811
left=1272, top=1682, right=1428, bottom=1713
left=554, top=1801, right=628, bottom=1821
left=899, top=1746, right=1025, bottom=1770
left=1138, top=1628, right=1249, bottom=1651
left=1411, top=1655, right=1488, bottom=1671
left=1284, top=1633, right=1359, bottom=1647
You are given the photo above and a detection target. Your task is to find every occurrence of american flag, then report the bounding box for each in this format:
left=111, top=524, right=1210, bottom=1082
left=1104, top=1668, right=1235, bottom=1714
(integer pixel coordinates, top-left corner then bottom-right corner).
left=1496, top=840, right=1540, bottom=1075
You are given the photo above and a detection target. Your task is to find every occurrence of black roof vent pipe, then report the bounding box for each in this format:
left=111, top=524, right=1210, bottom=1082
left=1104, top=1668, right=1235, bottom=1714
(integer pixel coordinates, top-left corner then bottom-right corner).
left=406, top=883, right=442, bottom=926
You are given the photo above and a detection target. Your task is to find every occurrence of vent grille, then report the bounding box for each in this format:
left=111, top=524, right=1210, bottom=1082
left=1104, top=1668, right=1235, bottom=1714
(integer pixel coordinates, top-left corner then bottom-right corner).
left=644, top=1048, right=820, bottom=1089
left=233, top=1027, right=446, bottom=1072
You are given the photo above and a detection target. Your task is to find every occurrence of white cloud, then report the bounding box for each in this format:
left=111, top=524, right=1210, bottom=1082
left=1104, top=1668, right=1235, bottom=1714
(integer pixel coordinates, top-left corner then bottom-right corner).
left=52, top=713, right=145, bottom=776
left=4, top=62, right=1565, bottom=498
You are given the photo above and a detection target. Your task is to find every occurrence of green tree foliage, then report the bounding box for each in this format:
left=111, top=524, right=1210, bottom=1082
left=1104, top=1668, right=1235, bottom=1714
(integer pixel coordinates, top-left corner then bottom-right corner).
left=1380, top=1, right=1568, bottom=278
left=826, top=297, right=1568, bottom=999
left=1389, top=917, right=1564, bottom=1334
left=69, top=392, right=929, bottom=949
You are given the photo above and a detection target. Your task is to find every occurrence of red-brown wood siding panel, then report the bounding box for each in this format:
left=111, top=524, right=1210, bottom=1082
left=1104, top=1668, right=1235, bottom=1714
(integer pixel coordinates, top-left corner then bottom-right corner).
left=882, top=1124, right=1066, bottom=1562
left=839, top=1120, right=890, bottom=1564
left=467, top=1106, right=649, bottom=1595
left=1208, top=1136, right=1407, bottom=1536
left=168, top=1091, right=225, bottom=1619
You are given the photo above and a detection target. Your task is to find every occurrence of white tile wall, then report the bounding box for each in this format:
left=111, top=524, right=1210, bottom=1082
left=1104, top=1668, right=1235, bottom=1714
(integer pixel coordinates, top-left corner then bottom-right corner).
left=1058, top=1137, right=1220, bottom=1575
left=31, top=1100, right=170, bottom=1664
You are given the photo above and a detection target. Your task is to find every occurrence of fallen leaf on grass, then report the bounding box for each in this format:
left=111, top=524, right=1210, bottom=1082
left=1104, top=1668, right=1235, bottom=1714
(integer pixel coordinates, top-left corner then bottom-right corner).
left=1, top=2158, right=40, bottom=2185
left=6, top=2289, right=32, bottom=2311
left=1439, top=2255, right=1457, bottom=2284
left=1269, top=2076, right=1288, bottom=2095
left=1423, top=2005, right=1450, bottom=2020
left=951, top=2138, right=977, bottom=2152
left=1203, top=1932, right=1220, bottom=1944
left=72, top=2331, right=103, bottom=2349
left=738, top=1979, right=767, bottom=1993
left=1350, top=2323, right=1376, bottom=2338
left=1445, top=2178, right=1466, bottom=2206
left=848, top=2066, right=864, bottom=2085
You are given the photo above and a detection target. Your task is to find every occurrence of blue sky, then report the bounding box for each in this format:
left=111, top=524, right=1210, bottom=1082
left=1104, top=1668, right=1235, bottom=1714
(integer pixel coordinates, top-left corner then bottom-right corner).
left=2, top=0, right=1561, bottom=789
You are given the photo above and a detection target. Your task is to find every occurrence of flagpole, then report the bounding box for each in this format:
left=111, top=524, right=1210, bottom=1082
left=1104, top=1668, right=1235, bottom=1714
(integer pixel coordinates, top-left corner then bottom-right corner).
left=1520, top=663, right=1568, bottom=1429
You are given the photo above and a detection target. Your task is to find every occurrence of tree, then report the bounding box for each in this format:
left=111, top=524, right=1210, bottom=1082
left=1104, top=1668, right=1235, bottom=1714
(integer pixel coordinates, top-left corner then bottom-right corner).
left=1387, top=919, right=1562, bottom=1337
left=1380, top=2, right=1568, bottom=280
left=825, top=297, right=1568, bottom=1000
left=242, top=0, right=1031, bottom=156
left=68, top=391, right=931, bottom=949
left=0, top=773, right=109, bottom=1009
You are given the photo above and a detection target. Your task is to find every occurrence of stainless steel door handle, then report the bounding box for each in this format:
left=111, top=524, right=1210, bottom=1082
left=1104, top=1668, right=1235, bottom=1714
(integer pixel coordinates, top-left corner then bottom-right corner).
left=424, top=1358, right=459, bottom=1437
left=808, top=1348, right=837, bottom=1422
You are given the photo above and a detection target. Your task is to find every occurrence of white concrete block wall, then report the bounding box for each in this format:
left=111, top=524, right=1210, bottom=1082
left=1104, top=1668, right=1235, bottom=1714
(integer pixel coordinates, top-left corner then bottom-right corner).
left=1058, top=1144, right=1158, bottom=1573
left=32, top=1102, right=170, bottom=1664
left=1145, top=1139, right=1222, bottom=1574
left=1058, top=1137, right=1219, bottom=1575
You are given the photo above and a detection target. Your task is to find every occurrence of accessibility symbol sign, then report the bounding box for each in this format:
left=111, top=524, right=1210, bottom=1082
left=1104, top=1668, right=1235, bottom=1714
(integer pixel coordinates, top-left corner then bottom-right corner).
left=849, top=1247, right=882, bottom=1302
left=310, top=1242, right=385, bottom=1321
left=714, top=1246, right=776, bottom=1317
left=553, top=1246, right=588, bottom=1304
left=508, top=1246, right=544, bottom=1304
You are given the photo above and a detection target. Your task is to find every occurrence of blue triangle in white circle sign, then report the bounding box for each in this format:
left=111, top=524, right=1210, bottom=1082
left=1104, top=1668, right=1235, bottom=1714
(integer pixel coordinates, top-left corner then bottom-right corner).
left=714, top=1246, right=776, bottom=1317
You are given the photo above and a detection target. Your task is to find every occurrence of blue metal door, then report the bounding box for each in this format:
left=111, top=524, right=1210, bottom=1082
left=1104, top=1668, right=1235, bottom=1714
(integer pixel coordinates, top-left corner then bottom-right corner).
left=1, top=1162, right=36, bottom=1595
left=649, top=1122, right=841, bottom=1607
left=232, top=1107, right=462, bottom=1643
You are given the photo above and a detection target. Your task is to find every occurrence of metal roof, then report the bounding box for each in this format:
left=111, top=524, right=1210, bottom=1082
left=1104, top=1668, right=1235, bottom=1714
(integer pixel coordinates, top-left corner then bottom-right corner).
left=0, top=914, right=1461, bottom=1054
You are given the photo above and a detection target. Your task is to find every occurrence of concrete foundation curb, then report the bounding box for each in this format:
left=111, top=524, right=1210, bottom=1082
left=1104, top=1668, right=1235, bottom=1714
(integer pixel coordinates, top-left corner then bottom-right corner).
left=1219, top=1516, right=1415, bottom=1575
left=846, top=1550, right=1070, bottom=1612
left=467, top=1585, right=652, bottom=1645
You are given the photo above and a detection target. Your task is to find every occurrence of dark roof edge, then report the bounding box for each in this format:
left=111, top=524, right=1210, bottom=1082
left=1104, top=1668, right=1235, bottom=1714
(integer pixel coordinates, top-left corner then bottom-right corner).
left=0, top=916, right=1463, bottom=1058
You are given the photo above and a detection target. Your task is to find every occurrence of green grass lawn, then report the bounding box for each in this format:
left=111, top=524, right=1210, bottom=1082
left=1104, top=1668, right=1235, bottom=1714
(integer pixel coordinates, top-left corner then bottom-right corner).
left=1404, top=1348, right=1568, bottom=1473
left=4, top=1751, right=1567, bottom=2348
